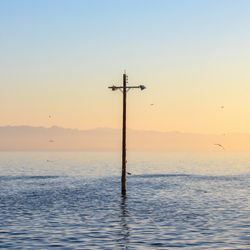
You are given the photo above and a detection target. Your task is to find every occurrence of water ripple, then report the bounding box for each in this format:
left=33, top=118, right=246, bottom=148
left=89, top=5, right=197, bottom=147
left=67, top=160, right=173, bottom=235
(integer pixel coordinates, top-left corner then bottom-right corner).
left=0, top=152, right=249, bottom=249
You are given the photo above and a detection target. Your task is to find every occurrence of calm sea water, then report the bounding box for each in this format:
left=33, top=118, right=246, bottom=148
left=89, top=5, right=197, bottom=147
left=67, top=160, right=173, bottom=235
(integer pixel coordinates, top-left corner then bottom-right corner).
left=0, top=152, right=249, bottom=249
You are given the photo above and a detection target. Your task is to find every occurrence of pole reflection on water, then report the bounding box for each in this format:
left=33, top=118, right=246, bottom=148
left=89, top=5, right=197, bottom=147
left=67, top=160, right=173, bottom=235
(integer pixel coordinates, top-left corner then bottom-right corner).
left=118, top=194, right=130, bottom=248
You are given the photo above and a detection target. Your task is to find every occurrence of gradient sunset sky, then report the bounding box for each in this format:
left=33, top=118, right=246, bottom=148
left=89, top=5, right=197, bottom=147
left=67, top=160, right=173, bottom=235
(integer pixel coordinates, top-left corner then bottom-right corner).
left=1, top=0, right=250, bottom=134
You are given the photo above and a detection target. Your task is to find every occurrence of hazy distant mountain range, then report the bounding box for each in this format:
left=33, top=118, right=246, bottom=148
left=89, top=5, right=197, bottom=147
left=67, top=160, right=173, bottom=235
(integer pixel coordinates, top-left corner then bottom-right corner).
left=0, top=126, right=250, bottom=152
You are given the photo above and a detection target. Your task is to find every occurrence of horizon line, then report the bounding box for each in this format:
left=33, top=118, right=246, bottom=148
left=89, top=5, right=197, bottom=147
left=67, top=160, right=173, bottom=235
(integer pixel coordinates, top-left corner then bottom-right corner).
left=1, top=124, right=250, bottom=135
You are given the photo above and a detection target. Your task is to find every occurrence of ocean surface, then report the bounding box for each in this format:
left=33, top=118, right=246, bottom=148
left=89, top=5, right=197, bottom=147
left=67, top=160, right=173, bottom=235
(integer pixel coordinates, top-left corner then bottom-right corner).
left=0, top=152, right=249, bottom=249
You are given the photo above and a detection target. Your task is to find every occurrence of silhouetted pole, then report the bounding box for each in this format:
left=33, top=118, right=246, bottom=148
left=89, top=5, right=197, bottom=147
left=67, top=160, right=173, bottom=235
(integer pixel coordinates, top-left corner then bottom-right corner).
left=122, top=73, right=127, bottom=194
left=109, top=74, right=146, bottom=195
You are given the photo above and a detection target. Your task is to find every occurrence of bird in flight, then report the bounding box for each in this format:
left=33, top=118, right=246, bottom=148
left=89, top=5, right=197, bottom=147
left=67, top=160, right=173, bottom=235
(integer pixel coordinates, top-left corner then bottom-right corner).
left=127, top=172, right=132, bottom=175
left=214, top=143, right=225, bottom=150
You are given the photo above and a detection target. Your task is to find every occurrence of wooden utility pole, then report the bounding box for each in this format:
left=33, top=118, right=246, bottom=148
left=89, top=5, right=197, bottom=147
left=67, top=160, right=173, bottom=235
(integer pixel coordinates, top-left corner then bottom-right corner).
left=109, top=73, right=146, bottom=195
left=122, top=73, right=127, bottom=194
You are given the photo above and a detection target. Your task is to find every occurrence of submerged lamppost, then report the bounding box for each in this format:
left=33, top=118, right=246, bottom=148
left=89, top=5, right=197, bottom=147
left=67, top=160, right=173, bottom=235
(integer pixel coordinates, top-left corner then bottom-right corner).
left=109, top=73, right=146, bottom=195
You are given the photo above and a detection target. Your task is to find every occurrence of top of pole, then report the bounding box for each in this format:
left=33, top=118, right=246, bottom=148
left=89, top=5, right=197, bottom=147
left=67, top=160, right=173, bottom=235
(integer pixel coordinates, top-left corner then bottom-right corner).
left=123, top=73, right=127, bottom=85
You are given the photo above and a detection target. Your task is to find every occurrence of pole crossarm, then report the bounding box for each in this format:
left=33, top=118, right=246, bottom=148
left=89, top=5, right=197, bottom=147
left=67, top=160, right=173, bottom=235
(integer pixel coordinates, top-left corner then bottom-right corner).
left=108, top=85, right=146, bottom=91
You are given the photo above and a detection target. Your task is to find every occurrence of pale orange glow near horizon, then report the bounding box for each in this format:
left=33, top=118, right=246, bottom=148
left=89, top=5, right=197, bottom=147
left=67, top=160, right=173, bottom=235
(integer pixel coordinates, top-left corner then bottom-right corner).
left=1, top=64, right=250, bottom=134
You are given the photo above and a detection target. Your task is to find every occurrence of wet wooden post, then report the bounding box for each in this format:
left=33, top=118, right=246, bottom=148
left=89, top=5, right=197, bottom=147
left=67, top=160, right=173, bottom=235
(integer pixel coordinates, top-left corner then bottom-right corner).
left=109, top=74, right=146, bottom=195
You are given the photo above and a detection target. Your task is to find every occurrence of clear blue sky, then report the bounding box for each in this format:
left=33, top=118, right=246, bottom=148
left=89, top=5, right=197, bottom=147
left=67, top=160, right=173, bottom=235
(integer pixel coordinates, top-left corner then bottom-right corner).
left=1, top=0, right=250, bottom=133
